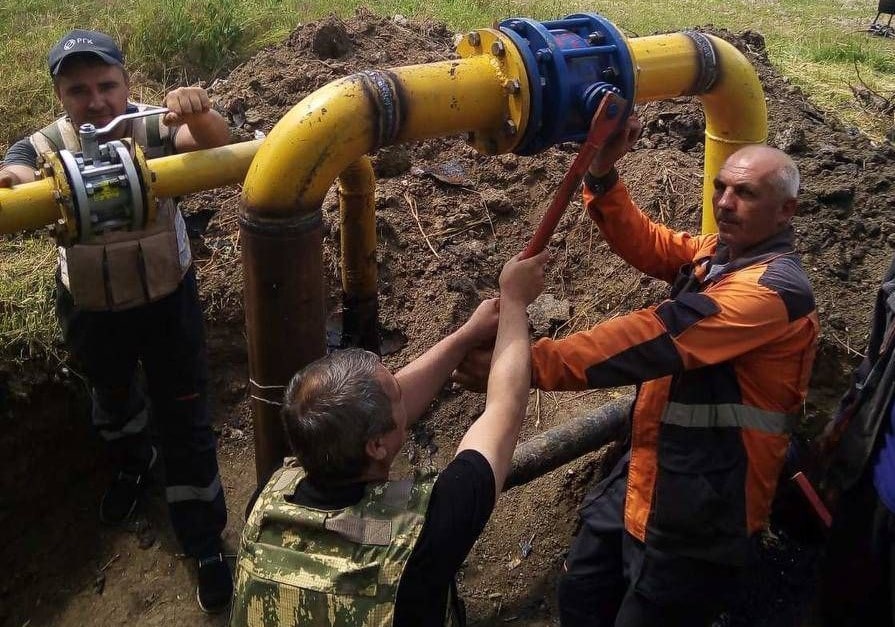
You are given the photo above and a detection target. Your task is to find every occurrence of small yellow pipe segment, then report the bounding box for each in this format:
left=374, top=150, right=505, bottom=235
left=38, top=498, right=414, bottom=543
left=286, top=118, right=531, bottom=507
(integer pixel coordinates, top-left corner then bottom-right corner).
left=629, top=33, right=701, bottom=102
left=243, top=55, right=507, bottom=216
left=0, top=177, right=60, bottom=234
left=630, top=33, right=767, bottom=233
left=338, top=157, right=378, bottom=299
left=150, top=139, right=262, bottom=198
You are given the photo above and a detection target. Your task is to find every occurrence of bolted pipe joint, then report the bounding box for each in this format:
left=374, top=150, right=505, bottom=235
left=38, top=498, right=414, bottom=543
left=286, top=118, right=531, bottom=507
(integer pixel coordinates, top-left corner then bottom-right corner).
left=497, top=13, right=636, bottom=155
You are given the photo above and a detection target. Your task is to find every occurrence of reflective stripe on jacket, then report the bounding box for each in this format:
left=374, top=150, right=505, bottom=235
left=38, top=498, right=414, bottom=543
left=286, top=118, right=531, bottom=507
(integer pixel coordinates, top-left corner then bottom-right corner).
left=531, top=181, right=819, bottom=564
left=230, top=461, right=456, bottom=627
left=29, top=103, right=190, bottom=311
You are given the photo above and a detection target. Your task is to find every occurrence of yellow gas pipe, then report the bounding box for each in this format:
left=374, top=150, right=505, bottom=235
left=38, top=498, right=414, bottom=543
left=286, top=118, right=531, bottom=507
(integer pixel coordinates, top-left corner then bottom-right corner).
left=0, top=22, right=768, bottom=486
left=0, top=140, right=262, bottom=236
left=0, top=32, right=764, bottom=238
left=0, top=177, right=59, bottom=234
left=242, top=33, right=529, bottom=215
left=150, top=139, right=262, bottom=198
left=628, top=33, right=768, bottom=232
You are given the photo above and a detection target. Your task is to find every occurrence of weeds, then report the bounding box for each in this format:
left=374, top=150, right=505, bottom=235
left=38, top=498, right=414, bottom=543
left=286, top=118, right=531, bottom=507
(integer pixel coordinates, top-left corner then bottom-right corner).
left=0, top=234, right=59, bottom=362
left=808, top=38, right=895, bottom=73
left=126, top=0, right=268, bottom=85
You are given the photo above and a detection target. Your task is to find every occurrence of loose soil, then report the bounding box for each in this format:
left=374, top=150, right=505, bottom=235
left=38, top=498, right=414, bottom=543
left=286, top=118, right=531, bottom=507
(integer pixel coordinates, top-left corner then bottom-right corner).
left=3, top=9, right=895, bottom=627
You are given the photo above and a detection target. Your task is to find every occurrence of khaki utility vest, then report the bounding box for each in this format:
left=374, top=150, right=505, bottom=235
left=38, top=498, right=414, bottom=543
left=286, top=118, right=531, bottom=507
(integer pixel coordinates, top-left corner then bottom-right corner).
left=230, top=460, right=458, bottom=627
left=30, top=104, right=189, bottom=311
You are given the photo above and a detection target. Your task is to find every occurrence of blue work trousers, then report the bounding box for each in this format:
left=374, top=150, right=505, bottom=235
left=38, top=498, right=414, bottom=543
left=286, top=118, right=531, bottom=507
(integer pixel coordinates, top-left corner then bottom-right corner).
left=56, top=267, right=227, bottom=558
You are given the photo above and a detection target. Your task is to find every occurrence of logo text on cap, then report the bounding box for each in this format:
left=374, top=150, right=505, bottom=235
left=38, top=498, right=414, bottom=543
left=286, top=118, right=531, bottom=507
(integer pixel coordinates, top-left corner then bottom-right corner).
left=63, top=37, right=95, bottom=51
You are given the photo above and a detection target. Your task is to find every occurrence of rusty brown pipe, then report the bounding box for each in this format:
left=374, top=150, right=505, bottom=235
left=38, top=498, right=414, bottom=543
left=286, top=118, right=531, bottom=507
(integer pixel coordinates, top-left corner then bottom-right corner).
left=240, top=211, right=326, bottom=483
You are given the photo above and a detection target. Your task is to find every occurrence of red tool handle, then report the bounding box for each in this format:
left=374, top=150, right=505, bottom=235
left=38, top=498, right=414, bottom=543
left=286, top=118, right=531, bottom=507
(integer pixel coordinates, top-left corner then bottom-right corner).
left=521, top=91, right=628, bottom=259
left=792, top=471, right=833, bottom=529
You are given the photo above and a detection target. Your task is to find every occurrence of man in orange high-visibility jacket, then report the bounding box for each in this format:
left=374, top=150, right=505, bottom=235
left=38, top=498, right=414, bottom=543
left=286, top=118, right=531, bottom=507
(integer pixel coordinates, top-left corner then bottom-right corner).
left=456, top=117, right=818, bottom=626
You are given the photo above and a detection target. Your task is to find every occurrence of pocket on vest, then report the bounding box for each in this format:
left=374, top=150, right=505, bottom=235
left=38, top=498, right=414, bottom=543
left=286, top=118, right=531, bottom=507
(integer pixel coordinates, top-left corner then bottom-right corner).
left=67, top=230, right=183, bottom=311
left=65, top=245, right=109, bottom=309
left=105, top=241, right=146, bottom=309
left=139, top=229, right=183, bottom=302
left=244, top=542, right=380, bottom=597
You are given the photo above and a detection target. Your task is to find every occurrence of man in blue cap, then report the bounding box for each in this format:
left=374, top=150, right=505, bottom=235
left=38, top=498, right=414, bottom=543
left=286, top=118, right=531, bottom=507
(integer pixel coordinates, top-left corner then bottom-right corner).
left=0, top=29, right=233, bottom=612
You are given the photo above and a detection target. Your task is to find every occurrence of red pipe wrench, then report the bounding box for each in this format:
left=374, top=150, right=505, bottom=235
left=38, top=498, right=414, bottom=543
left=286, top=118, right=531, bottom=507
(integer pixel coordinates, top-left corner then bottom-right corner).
left=521, top=91, right=629, bottom=259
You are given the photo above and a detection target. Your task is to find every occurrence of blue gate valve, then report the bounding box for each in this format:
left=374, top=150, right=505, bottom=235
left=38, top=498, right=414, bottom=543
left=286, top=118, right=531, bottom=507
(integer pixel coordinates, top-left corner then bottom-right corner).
left=498, top=13, right=636, bottom=155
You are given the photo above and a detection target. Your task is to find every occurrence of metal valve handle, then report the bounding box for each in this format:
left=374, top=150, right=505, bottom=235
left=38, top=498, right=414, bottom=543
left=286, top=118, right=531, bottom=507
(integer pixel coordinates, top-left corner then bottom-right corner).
left=79, top=107, right=169, bottom=162
left=92, top=106, right=170, bottom=137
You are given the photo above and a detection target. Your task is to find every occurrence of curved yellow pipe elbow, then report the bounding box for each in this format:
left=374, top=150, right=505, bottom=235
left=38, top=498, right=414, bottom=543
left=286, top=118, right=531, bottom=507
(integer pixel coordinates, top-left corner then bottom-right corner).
left=630, top=33, right=767, bottom=233
left=242, top=54, right=512, bottom=216
left=697, top=35, right=768, bottom=233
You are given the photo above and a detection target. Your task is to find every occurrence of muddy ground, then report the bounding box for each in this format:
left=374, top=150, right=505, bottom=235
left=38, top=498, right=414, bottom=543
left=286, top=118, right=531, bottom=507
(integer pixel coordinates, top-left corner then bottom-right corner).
left=3, top=9, right=895, bottom=627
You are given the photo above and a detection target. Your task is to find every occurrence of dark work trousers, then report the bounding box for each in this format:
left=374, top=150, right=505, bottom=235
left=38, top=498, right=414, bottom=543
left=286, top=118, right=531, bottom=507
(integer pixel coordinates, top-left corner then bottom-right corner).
left=56, top=267, right=227, bottom=558
left=820, top=469, right=895, bottom=627
left=558, top=452, right=740, bottom=627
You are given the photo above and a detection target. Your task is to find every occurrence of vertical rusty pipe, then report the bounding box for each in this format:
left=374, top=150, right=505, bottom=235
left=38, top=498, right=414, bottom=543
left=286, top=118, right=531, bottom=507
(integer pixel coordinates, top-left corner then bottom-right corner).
left=240, top=211, right=326, bottom=485
left=338, top=157, right=380, bottom=353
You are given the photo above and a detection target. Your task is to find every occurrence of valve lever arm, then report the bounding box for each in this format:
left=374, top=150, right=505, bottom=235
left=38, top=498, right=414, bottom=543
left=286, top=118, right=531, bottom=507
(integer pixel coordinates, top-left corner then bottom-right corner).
left=92, top=106, right=170, bottom=137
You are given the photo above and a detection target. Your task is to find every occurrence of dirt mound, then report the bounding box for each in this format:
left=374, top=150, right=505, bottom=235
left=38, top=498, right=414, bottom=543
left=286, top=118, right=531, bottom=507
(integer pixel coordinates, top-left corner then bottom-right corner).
left=7, top=10, right=895, bottom=626
left=196, top=13, right=895, bottom=363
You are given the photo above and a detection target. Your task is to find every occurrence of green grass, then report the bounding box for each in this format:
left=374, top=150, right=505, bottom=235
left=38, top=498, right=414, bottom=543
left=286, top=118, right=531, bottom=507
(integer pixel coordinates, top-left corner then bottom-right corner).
left=809, top=39, right=895, bottom=73
left=0, top=0, right=893, bottom=363
left=0, top=235, right=59, bottom=364
left=0, top=0, right=892, bottom=152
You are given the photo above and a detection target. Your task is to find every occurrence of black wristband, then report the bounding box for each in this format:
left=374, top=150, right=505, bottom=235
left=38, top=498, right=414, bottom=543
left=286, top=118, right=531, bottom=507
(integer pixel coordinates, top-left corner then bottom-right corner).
left=583, top=167, right=620, bottom=196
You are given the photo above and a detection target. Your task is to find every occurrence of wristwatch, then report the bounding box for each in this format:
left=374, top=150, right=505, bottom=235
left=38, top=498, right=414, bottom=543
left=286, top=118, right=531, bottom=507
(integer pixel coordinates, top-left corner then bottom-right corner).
left=583, top=167, right=620, bottom=196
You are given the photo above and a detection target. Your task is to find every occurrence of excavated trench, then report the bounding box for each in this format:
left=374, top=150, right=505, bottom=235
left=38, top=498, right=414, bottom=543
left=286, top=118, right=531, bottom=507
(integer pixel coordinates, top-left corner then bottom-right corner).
left=2, top=11, right=894, bottom=626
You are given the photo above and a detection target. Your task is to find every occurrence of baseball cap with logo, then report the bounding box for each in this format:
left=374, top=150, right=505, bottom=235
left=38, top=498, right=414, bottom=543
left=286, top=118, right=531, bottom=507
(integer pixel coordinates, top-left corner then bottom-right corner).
left=48, top=29, right=124, bottom=76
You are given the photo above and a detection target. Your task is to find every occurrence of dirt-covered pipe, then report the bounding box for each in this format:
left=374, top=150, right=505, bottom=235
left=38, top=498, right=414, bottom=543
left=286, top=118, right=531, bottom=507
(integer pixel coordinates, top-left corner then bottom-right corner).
left=338, top=156, right=379, bottom=352
left=504, top=395, right=633, bottom=491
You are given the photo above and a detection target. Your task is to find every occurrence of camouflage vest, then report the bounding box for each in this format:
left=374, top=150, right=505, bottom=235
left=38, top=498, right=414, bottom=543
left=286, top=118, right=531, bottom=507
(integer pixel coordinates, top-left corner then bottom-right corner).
left=29, top=104, right=190, bottom=311
left=231, top=461, right=458, bottom=627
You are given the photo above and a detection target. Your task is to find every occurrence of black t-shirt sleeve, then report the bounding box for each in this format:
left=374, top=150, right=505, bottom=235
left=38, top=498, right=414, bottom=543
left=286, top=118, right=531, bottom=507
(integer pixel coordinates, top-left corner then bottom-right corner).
left=393, top=449, right=496, bottom=626
left=1, top=138, right=38, bottom=169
